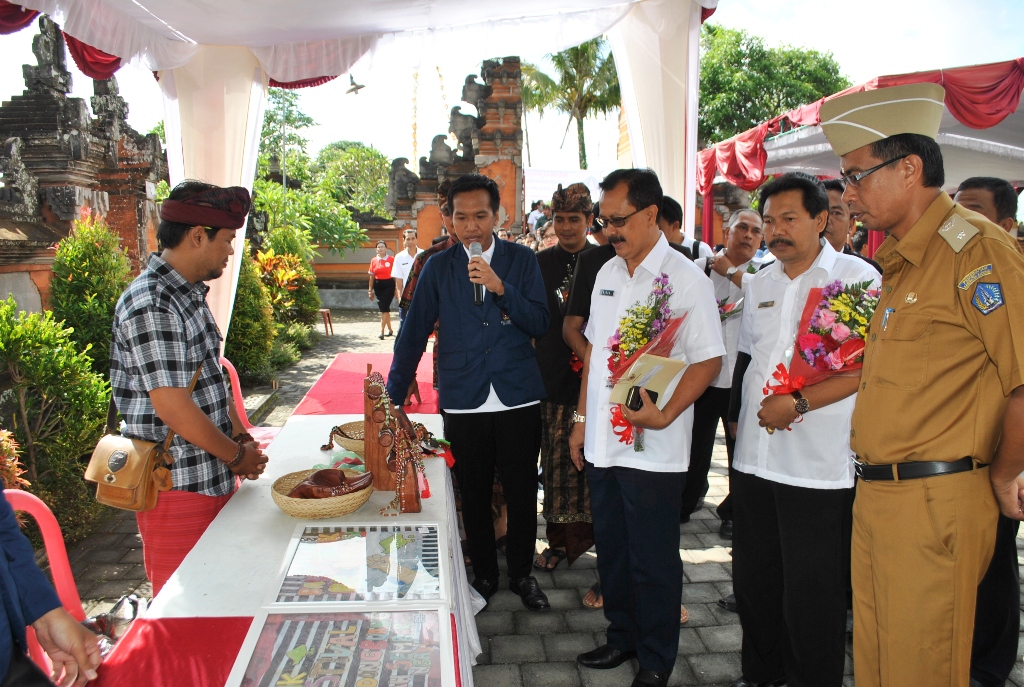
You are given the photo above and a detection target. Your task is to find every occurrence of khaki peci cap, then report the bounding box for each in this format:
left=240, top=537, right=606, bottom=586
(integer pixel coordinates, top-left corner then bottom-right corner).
left=820, top=83, right=946, bottom=157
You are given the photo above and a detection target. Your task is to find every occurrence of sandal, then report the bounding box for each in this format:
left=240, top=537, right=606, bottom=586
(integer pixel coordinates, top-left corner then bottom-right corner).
left=533, top=547, right=567, bottom=571
left=680, top=605, right=689, bottom=624
left=583, top=581, right=603, bottom=609
left=494, top=535, right=508, bottom=556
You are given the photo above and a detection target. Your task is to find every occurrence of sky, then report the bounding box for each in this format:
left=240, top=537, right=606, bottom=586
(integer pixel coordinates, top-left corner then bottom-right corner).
left=0, top=0, right=1022, bottom=176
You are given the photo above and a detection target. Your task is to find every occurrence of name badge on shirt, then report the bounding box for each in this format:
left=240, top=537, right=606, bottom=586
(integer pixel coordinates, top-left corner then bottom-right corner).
left=758, top=301, right=775, bottom=309
left=600, top=289, right=615, bottom=297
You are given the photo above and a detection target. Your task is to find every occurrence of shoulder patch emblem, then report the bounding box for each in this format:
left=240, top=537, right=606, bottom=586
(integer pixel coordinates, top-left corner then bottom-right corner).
left=938, top=215, right=979, bottom=253
left=972, top=282, right=1004, bottom=315
left=958, top=264, right=993, bottom=290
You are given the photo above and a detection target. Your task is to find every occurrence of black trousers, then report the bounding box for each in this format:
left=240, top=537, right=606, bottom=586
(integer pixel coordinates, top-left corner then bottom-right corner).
left=732, top=470, right=853, bottom=687
left=682, top=386, right=734, bottom=518
left=587, top=462, right=685, bottom=673
left=970, top=513, right=1021, bottom=686
left=445, top=404, right=541, bottom=581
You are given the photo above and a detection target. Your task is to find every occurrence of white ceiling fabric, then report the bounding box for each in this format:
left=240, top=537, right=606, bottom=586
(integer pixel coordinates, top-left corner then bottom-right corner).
left=16, top=0, right=644, bottom=80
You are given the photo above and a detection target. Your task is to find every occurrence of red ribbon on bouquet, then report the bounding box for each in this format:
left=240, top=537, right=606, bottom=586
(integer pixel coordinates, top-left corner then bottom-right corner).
left=762, top=363, right=806, bottom=396
left=610, top=404, right=635, bottom=445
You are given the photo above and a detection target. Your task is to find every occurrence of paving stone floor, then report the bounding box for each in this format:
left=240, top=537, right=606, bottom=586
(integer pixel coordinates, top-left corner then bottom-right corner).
left=62, top=309, right=1024, bottom=686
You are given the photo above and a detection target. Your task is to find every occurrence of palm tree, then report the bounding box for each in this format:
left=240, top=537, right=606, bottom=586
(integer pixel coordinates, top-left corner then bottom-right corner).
left=522, top=37, right=620, bottom=170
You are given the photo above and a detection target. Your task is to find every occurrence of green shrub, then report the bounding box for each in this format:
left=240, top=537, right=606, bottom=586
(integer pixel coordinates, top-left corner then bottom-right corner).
left=280, top=323, right=319, bottom=351
left=266, top=223, right=317, bottom=263
left=225, top=246, right=276, bottom=386
left=255, top=249, right=321, bottom=326
left=269, top=339, right=300, bottom=370
left=0, top=298, right=108, bottom=542
left=0, top=429, right=28, bottom=491
left=50, top=212, right=133, bottom=379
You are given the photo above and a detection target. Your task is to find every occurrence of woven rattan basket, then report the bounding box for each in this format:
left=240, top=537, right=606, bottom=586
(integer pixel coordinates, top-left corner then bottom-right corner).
left=271, top=469, right=373, bottom=519
left=333, top=422, right=365, bottom=455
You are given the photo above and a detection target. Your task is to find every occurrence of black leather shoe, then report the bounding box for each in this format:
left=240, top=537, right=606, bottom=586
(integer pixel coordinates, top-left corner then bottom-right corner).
left=633, top=668, right=670, bottom=687
left=717, top=593, right=737, bottom=613
left=509, top=576, right=551, bottom=611
left=576, top=644, right=637, bottom=669
left=719, top=518, right=733, bottom=539
left=471, top=578, right=498, bottom=604
left=728, top=678, right=786, bottom=687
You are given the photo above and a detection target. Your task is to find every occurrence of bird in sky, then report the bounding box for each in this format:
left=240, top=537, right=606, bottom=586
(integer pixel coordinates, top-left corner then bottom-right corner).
left=347, top=75, right=365, bottom=95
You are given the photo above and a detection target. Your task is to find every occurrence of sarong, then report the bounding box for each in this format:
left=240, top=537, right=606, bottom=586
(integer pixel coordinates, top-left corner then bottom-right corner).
left=539, top=400, right=593, bottom=564
left=135, top=486, right=235, bottom=595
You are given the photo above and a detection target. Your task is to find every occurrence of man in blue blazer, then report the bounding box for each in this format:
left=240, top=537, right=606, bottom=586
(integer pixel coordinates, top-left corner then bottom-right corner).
left=1, top=488, right=102, bottom=685
left=387, top=174, right=551, bottom=611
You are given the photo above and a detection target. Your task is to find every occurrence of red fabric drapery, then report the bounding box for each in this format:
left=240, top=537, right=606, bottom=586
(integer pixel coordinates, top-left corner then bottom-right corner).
left=697, top=57, right=1024, bottom=196
left=701, top=6, right=717, bottom=23
left=0, top=0, right=37, bottom=34
left=269, top=74, right=339, bottom=89
left=63, top=32, right=122, bottom=80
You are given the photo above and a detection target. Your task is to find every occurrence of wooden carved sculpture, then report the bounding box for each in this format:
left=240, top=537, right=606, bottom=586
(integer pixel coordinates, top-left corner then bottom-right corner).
left=364, top=367, right=396, bottom=490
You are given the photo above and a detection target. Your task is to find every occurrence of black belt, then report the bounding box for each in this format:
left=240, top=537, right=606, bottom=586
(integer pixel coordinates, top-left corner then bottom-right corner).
left=854, top=456, right=980, bottom=482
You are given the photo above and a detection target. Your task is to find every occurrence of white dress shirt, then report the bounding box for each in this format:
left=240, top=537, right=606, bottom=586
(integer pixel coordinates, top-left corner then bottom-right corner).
left=734, top=241, right=881, bottom=489
left=444, top=239, right=538, bottom=415
left=392, top=248, right=422, bottom=284
left=708, top=259, right=750, bottom=389
left=583, top=234, right=726, bottom=473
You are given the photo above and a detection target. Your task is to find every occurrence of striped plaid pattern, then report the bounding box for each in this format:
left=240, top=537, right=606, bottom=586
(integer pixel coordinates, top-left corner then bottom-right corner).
left=110, top=253, right=234, bottom=496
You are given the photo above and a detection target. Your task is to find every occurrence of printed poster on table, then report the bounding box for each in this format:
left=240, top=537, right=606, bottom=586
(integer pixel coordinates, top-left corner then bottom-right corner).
left=240, top=611, right=442, bottom=687
left=277, top=525, right=442, bottom=603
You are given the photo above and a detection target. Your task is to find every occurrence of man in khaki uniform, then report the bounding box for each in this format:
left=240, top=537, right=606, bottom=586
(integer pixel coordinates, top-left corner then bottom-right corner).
left=820, top=83, right=1024, bottom=687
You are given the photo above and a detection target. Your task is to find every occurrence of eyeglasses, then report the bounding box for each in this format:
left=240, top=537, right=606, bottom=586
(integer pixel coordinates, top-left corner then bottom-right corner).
left=840, top=155, right=908, bottom=187
left=595, top=208, right=644, bottom=229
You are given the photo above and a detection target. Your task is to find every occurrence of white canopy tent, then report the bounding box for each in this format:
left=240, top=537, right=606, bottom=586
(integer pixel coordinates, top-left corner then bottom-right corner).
left=763, top=107, right=1024, bottom=192
left=16, top=0, right=717, bottom=336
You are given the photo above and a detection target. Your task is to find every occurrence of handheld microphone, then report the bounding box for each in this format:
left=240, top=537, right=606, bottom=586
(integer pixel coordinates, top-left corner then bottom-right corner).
left=470, top=241, right=485, bottom=306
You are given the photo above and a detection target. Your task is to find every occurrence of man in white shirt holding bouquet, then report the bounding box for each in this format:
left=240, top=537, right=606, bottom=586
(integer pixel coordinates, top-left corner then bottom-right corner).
left=727, top=172, right=880, bottom=687
left=569, top=168, right=725, bottom=687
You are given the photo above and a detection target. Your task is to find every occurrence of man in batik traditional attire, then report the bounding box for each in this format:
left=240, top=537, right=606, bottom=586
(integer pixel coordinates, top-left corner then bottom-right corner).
left=534, top=183, right=596, bottom=570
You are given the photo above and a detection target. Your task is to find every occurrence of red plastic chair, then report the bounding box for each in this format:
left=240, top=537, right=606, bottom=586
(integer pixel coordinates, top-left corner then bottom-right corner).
left=219, top=357, right=280, bottom=450
left=4, top=489, right=86, bottom=672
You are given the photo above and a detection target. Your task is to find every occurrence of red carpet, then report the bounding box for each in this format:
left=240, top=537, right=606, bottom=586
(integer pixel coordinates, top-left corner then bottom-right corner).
left=294, top=352, right=439, bottom=415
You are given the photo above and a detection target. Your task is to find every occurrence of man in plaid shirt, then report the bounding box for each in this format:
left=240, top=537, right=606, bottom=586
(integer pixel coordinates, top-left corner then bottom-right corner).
left=110, top=180, right=268, bottom=594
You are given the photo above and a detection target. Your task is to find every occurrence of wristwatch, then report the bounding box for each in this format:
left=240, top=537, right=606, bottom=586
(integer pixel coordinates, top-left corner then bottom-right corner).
left=725, top=266, right=739, bottom=277
left=791, top=390, right=810, bottom=415
left=572, top=411, right=586, bottom=424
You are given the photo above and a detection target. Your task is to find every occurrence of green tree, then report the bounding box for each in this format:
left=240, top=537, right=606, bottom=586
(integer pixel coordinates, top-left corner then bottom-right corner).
left=261, top=88, right=315, bottom=166
left=225, top=245, right=276, bottom=386
left=522, top=37, right=620, bottom=169
left=699, top=24, right=851, bottom=144
left=0, top=298, right=108, bottom=541
left=149, top=120, right=165, bottom=144
left=50, top=212, right=133, bottom=379
left=252, top=178, right=365, bottom=255
left=314, top=142, right=390, bottom=218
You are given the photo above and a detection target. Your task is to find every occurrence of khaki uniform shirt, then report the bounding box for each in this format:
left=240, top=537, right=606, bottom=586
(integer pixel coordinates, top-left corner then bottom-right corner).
left=851, top=192, right=1024, bottom=465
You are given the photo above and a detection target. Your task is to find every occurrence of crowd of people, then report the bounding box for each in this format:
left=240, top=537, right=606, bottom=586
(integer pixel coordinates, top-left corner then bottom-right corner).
left=4, top=81, right=1023, bottom=687
left=387, top=82, right=1024, bottom=687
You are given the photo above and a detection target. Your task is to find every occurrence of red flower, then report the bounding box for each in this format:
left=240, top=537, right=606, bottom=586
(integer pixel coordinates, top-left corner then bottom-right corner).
left=814, top=356, right=831, bottom=371
left=797, top=333, right=823, bottom=352
left=822, top=334, right=840, bottom=353
left=839, top=339, right=865, bottom=363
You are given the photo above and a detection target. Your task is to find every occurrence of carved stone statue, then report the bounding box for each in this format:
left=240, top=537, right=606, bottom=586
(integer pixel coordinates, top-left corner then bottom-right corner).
left=418, top=135, right=456, bottom=179
left=0, top=138, right=39, bottom=221
left=449, top=106, right=483, bottom=160
left=91, top=77, right=129, bottom=144
left=23, top=16, right=71, bottom=95
left=385, top=158, right=419, bottom=216
left=462, top=75, right=492, bottom=111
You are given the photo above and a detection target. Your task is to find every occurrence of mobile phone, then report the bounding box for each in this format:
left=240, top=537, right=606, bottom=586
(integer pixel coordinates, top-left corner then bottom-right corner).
left=625, top=386, right=658, bottom=411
